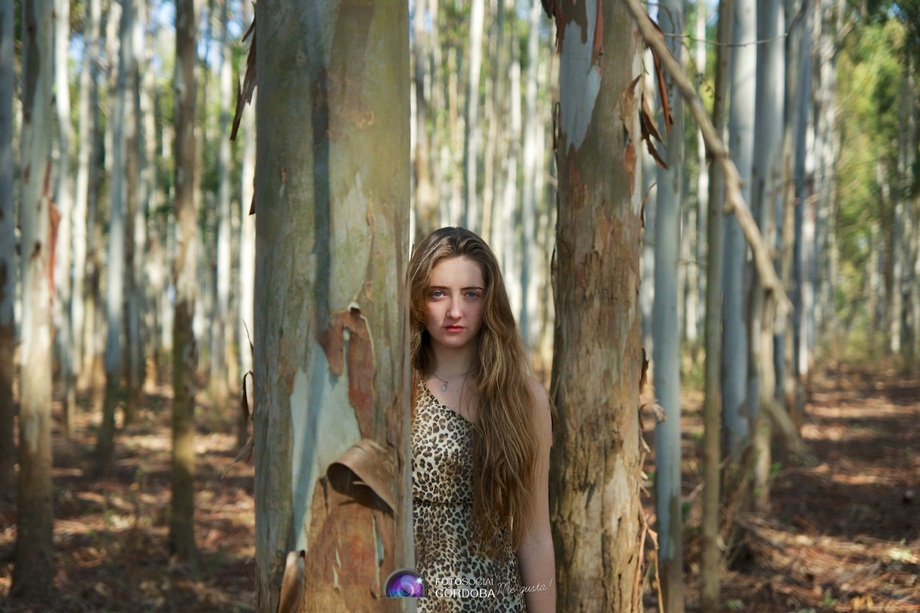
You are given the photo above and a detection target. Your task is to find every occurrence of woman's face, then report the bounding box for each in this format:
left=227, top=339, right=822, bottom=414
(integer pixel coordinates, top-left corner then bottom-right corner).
left=425, top=256, right=486, bottom=352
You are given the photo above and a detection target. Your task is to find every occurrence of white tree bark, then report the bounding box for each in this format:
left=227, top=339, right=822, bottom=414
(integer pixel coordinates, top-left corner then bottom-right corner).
left=53, top=0, right=75, bottom=437
left=72, top=0, right=101, bottom=394
left=239, top=0, right=256, bottom=446
left=652, top=3, right=686, bottom=610
left=463, top=0, right=485, bottom=233
left=520, top=0, right=541, bottom=351
left=694, top=0, right=707, bottom=343
left=722, top=0, right=756, bottom=455
left=641, top=49, right=656, bottom=363
left=748, top=0, right=784, bottom=512
left=212, top=0, right=232, bottom=409
left=793, top=2, right=813, bottom=389
left=503, top=41, right=522, bottom=319
left=96, top=0, right=134, bottom=472
left=137, top=0, right=157, bottom=390
left=13, top=0, right=56, bottom=595
left=124, top=0, right=141, bottom=423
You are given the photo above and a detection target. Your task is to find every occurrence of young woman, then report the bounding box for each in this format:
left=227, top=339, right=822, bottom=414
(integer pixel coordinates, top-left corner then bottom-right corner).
left=408, top=227, right=556, bottom=613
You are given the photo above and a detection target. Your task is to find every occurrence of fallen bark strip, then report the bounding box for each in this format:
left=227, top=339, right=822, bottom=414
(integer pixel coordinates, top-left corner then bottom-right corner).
left=622, top=0, right=793, bottom=320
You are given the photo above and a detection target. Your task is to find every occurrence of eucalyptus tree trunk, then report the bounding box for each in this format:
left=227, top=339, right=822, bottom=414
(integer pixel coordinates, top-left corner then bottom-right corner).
left=137, top=0, right=157, bottom=390
left=0, top=0, right=16, bottom=494
left=776, top=0, right=800, bottom=418
left=194, top=1, right=213, bottom=378
left=211, top=0, right=232, bottom=413
left=85, top=0, right=119, bottom=398
left=252, top=0, right=412, bottom=610
left=694, top=0, right=707, bottom=343
left=684, top=199, right=698, bottom=343
left=96, top=0, right=134, bottom=473
left=892, top=56, right=909, bottom=357
left=521, top=0, right=541, bottom=353
left=123, top=9, right=141, bottom=425
left=12, top=0, right=55, bottom=596
left=813, top=2, right=835, bottom=343
left=238, top=0, right=256, bottom=448
left=793, top=2, right=813, bottom=400
left=169, top=0, right=199, bottom=562
left=652, top=2, right=685, bottom=610
left=481, top=0, right=503, bottom=247
left=54, top=0, right=76, bottom=438
left=414, top=0, right=436, bottom=238
left=904, top=69, right=918, bottom=376
left=748, top=0, right=784, bottom=513
left=428, top=0, right=446, bottom=228
left=868, top=221, right=880, bottom=339
left=803, top=0, right=820, bottom=369
left=448, top=47, right=462, bottom=225
left=722, top=0, right=755, bottom=457
left=503, top=39, right=522, bottom=318
left=640, top=52, right=657, bottom=360
left=701, top=2, right=733, bottom=610
left=73, top=0, right=101, bottom=396
left=463, top=0, right=485, bottom=234
left=488, top=0, right=509, bottom=254
left=550, top=0, right=642, bottom=608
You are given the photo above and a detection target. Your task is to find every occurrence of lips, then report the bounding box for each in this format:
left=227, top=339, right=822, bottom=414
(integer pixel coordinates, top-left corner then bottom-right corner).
left=445, top=326, right=464, bottom=331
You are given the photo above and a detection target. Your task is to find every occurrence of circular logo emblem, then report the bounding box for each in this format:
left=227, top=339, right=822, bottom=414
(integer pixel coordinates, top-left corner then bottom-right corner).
left=383, top=568, right=427, bottom=597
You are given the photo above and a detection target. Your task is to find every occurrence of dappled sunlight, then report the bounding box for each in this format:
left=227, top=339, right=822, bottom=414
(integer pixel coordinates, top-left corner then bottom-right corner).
left=640, top=360, right=920, bottom=611
left=0, top=381, right=256, bottom=611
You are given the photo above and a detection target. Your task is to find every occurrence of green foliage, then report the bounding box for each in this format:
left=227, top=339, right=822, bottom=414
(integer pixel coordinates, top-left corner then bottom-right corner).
left=835, top=17, right=913, bottom=331
left=725, top=599, right=744, bottom=611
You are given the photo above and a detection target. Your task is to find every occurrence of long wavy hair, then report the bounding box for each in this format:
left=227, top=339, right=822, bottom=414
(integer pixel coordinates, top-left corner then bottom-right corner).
left=408, top=227, right=548, bottom=557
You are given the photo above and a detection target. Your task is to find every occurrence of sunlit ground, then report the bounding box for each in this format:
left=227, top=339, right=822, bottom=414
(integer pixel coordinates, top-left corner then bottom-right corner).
left=641, top=350, right=920, bottom=612
left=0, top=370, right=256, bottom=613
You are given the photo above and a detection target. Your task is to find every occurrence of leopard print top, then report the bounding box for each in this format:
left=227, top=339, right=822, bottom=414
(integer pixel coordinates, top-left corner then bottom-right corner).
left=412, top=378, right=527, bottom=612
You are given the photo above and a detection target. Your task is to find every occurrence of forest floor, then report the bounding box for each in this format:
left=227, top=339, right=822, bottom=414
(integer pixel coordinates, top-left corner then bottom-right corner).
left=640, top=352, right=920, bottom=612
left=0, top=373, right=258, bottom=613
left=0, top=354, right=917, bottom=612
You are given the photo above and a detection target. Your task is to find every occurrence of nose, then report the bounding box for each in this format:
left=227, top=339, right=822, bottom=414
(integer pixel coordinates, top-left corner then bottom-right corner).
left=447, top=295, right=462, bottom=319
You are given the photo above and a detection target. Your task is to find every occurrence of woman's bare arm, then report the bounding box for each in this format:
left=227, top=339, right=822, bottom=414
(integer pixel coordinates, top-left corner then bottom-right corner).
left=515, top=378, right=556, bottom=613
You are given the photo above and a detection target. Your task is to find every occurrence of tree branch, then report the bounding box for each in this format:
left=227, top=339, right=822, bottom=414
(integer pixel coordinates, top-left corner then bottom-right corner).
left=622, top=0, right=793, bottom=320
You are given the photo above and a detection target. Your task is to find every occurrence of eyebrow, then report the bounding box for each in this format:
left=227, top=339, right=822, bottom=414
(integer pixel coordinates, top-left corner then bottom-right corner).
left=429, top=285, right=484, bottom=291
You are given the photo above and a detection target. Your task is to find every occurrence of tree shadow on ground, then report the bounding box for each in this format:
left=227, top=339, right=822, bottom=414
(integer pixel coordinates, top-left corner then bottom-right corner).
left=0, top=380, right=256, bottom=612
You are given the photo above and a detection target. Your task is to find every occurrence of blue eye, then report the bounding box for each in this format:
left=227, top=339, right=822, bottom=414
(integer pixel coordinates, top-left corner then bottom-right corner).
left=431, top=290, right=444, bottom=298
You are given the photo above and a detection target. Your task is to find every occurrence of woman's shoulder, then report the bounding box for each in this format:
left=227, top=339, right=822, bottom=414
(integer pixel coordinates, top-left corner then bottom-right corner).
left=526, top=377, right=549, bottom=405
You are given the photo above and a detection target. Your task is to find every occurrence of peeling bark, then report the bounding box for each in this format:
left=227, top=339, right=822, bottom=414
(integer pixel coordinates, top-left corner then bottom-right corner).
left=550, top=0, right=643, bottom=610
left=253, top=0, right=412, bottom=610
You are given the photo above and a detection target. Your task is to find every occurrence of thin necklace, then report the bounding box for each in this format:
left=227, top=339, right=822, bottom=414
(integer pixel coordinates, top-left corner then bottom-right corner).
left=431, top=368, right=472, bottom=391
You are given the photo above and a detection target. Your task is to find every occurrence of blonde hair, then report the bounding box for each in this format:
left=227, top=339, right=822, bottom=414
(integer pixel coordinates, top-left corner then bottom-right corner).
left=408, top=227, right=548, bottom=556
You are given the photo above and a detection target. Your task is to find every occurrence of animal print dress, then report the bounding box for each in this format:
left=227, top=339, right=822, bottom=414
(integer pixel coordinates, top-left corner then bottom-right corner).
left=412, top=378, right=527, bottom=612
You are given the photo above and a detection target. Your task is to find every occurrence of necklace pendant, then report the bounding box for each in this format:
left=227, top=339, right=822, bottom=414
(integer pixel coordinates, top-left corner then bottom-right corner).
left=441, top=383, right=448, bottom=391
